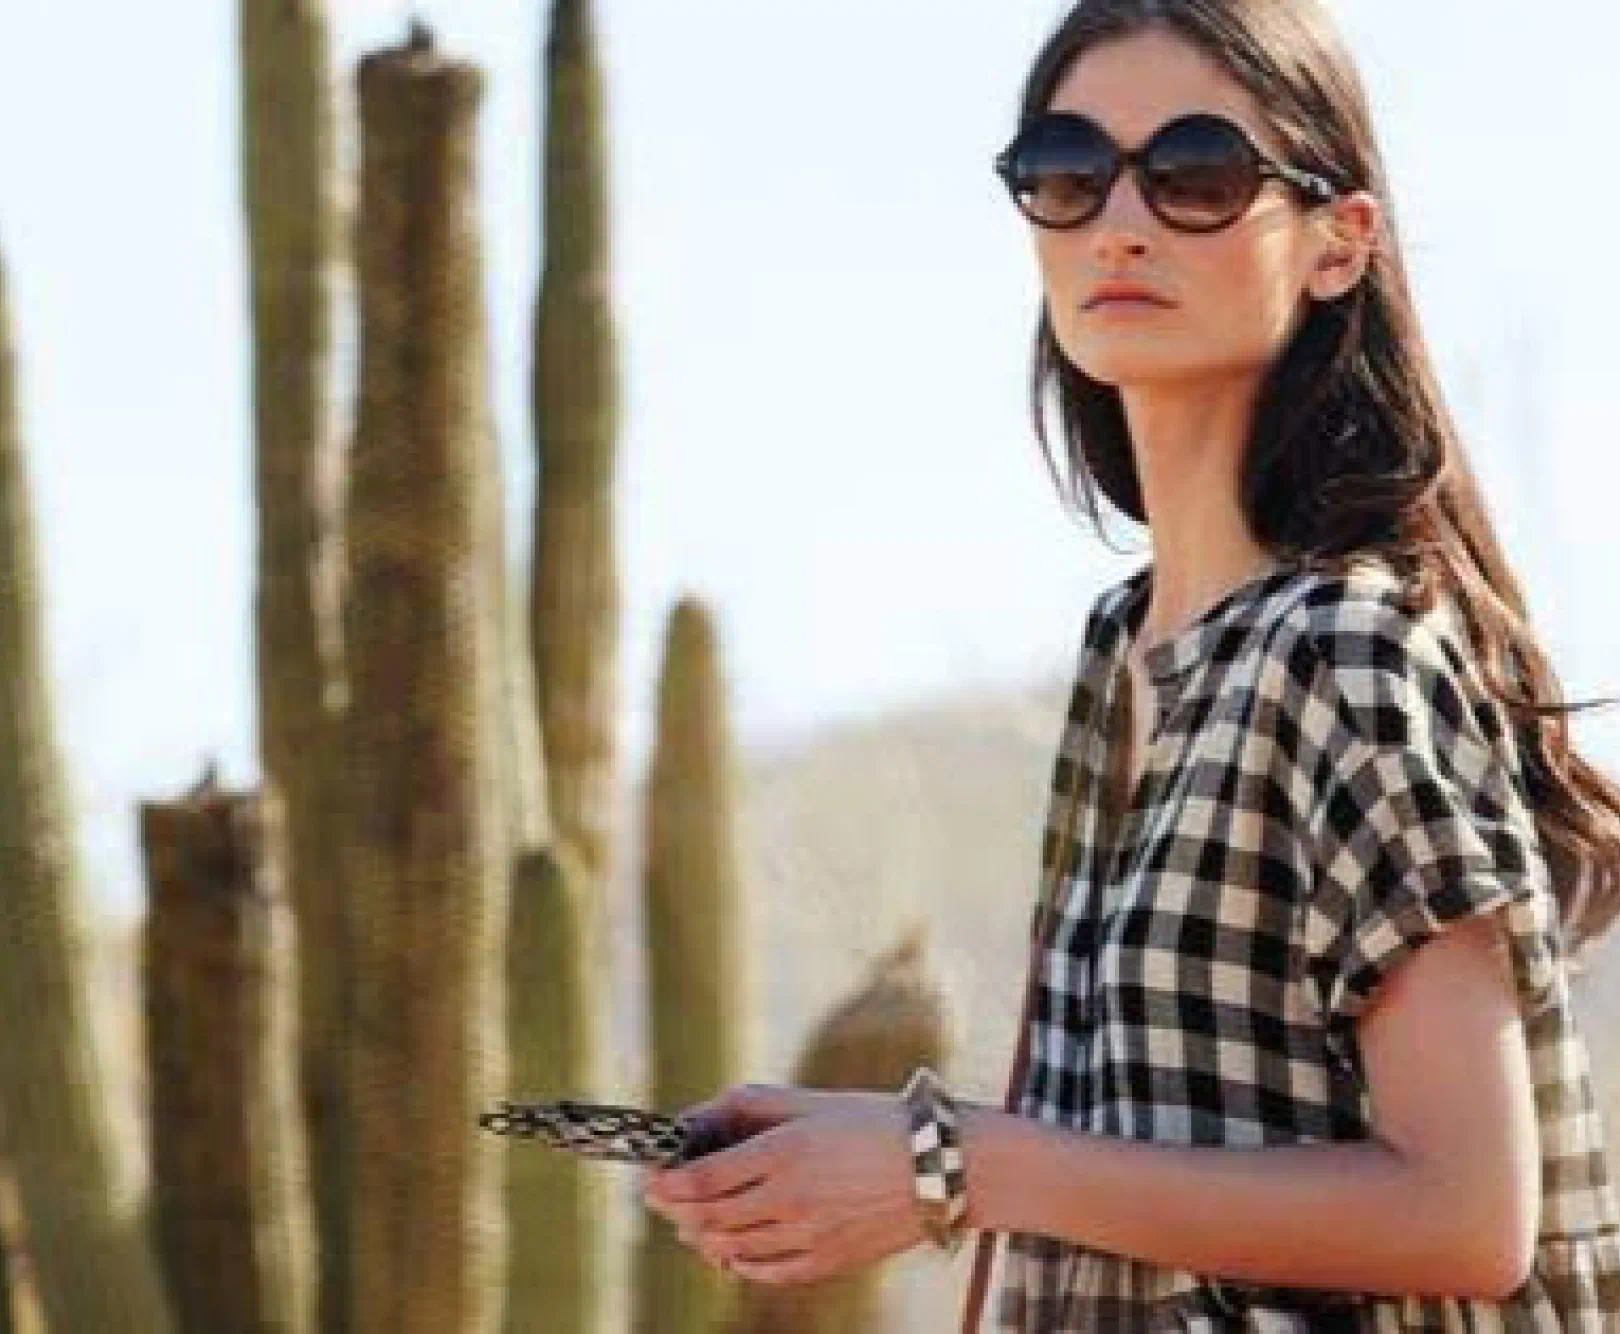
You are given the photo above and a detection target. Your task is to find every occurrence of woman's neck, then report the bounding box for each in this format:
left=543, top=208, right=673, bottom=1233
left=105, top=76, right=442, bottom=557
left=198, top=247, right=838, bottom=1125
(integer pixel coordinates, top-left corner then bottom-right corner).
left=1119, top=382, right=1278, bottom=652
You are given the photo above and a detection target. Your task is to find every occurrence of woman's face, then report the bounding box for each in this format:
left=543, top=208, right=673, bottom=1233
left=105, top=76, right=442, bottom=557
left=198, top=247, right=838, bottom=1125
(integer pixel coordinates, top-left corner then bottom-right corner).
left=1031, top=28, right=1334, bottom=391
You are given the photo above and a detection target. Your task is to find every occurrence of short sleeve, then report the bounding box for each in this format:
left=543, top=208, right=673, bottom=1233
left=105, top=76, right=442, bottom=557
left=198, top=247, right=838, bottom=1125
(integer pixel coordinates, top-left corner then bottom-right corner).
left=1293, top=595, right=1565, bottom=1049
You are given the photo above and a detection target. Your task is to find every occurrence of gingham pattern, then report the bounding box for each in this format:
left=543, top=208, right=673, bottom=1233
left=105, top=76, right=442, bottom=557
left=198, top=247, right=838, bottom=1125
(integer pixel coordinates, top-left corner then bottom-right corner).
left=903, top=1064, right=969, bottom=1252
left=994, top=553, right=1620, bottom=1332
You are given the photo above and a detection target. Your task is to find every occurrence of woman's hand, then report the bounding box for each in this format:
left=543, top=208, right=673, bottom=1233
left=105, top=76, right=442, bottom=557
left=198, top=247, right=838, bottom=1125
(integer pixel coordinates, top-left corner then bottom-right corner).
left=637, top=1082, right=927, bottom=1285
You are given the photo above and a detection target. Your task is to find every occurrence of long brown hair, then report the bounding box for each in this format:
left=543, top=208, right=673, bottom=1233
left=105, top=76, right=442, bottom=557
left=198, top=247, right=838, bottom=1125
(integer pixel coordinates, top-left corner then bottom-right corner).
left=1014, top=0, right=1620, bottom=968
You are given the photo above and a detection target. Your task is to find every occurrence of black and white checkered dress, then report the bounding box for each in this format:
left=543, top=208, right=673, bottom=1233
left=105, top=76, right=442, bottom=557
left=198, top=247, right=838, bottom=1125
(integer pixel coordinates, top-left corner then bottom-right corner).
left=994, top=553, right=1620, bottom=1332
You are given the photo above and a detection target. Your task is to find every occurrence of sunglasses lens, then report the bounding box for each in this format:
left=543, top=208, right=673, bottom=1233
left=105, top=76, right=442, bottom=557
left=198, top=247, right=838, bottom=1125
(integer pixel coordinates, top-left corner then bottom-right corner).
left=1142, top=117, right=1258, bottom=229
left=1001, top=118, right=1113, bottom=227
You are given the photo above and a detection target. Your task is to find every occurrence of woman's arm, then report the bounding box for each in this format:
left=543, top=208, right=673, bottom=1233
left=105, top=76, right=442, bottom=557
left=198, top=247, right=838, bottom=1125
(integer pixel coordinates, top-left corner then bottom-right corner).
left=962, top=912, right=1540, bottom=1302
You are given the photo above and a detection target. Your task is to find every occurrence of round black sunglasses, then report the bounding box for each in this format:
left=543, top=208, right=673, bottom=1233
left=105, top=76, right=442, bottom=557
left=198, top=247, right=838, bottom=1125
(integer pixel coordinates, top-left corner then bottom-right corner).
left=992, top=111, right=1338, bottom=233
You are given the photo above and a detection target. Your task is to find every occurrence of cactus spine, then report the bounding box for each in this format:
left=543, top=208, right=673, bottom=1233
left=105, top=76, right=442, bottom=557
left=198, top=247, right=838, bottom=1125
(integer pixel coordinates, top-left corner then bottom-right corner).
left=238, top=3, right=349, bottom=1329
left=339, top=35, right=508, bottom=1334
left=138, top=783, right=315, bottom=1334
left=0, top=240, right=175, bottom=1333
left=634, top=597, right=753, bottom=1334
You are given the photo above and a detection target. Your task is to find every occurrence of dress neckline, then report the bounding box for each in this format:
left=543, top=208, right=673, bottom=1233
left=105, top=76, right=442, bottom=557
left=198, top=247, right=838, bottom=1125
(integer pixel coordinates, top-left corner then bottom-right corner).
left=1116, top=556, right=1311, bottom=687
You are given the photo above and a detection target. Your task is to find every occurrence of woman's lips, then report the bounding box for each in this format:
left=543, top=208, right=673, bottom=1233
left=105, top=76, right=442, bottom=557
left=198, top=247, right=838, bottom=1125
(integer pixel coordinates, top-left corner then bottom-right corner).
left=1085, top=297, right=1169, bottom=314
left=1084, top=282, right=1173, bottom=309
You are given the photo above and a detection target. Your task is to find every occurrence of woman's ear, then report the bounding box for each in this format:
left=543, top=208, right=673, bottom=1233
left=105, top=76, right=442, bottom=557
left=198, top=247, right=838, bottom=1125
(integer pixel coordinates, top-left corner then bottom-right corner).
left=1308, top=189, right=1381, bottom=302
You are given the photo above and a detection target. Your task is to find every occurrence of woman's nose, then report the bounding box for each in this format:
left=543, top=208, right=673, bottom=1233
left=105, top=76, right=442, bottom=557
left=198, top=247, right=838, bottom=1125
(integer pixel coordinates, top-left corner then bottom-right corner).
left=1088, top=171, right=1157, bottom=254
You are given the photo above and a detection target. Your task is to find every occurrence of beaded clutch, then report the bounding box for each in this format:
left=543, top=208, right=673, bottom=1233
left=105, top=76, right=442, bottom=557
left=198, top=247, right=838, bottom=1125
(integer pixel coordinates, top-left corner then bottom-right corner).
left=478, top=1097, right=733, bottom=1167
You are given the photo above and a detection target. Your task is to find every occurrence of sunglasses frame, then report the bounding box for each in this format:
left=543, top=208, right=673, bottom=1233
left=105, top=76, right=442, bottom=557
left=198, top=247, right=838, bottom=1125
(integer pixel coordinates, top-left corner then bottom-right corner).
left=992, top=111, right=1339, bottom=234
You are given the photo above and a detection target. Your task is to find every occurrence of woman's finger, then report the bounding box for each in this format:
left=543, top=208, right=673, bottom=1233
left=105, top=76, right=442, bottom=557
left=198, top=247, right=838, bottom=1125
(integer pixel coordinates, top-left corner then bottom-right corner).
left=729, top=1250, right=819, bottom=1285
left=680, top=1176, right=789, bottom=1233
left=716, top=1216, right=814, bottom=1263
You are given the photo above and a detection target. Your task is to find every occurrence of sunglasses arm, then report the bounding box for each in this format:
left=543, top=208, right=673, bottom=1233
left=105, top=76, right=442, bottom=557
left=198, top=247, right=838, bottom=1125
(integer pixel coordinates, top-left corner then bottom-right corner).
left=1262, top=159, right=1338, bottom=205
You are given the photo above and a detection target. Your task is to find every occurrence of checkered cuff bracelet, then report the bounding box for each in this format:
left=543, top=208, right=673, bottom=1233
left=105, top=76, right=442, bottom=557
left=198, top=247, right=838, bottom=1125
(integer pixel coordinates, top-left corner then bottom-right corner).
left=899, top=1065, right=969, bottom=1255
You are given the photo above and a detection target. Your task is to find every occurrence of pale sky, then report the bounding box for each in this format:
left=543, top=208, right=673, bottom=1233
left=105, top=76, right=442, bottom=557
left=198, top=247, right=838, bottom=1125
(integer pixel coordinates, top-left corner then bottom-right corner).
left=1, top=0, right=1616, bottom=922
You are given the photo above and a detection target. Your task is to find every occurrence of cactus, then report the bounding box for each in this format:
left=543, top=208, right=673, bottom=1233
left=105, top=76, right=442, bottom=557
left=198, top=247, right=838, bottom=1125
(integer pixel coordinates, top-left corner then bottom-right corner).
left=238, top=3, right=348, bottom=1328
left=502, top=839, right=608, bottom=1334
left=0, top=1181, right=11, bottom=1334
left=514, top=1, right=622, bottom=1325
left=632, top=598, right=753, bottom=1334
left=784, top=925, right=951, bottom=1093
left=138, top=780, right=315, bottom=1334
left=338, top=33, right=509, bottom=1334
left=492, top=436, right=590, bottom=1334
left=490, top=450, right=551, bottom=859
left=0, top=1147, right=45, bottom=1334
left=724, top=926, right=953, bottom=1334
left=0, top=1164, right=13, bottom=1334
left=0, top=240, right=175, bottom=1332
left=530, top=0, right=621, bottom=893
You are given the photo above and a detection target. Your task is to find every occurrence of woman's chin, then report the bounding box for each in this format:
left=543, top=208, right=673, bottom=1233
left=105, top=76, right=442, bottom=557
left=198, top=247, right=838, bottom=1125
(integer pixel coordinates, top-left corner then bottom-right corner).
left=1067, top=349, right=1184, bottom=387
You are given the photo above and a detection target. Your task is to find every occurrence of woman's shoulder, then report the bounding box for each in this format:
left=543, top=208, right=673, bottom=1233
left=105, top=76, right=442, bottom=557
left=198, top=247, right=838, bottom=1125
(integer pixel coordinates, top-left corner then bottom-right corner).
left=1250, top=554, right=1543, bottom=838
left=1283, top=552, right=1463, bottom=649
left=1268, top=554, right=1486, bottom=718
left=1171, top=551, right=1530, bottom=801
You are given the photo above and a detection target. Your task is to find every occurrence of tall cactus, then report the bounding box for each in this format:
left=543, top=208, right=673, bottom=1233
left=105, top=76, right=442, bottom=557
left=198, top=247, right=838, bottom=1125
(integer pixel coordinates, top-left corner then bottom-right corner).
left=0, top=241, right=175, bottom=1332
left=514, top=0, right=621, bottom=1325
left=530, top=0, right=621, bottom=894
left=632, top=597, right=752, bottom=1334
left=138, top=780, right=315, bottom=1334
left=725, top=927, right=953, bottom=1334
left=494, top=393, right=600, bottom=1333
left=338, top=31, right=508, bottom=1334
left=238, top=4, right=349, bottom=1330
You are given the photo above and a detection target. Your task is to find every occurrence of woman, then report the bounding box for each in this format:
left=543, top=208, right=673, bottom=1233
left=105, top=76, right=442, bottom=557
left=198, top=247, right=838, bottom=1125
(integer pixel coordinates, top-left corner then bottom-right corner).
left=640, top=1, right=1620, bottom=1327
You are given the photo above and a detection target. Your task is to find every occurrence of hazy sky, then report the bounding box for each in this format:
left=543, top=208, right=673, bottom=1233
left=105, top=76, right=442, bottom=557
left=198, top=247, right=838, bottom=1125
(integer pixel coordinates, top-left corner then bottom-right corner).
left=1, top=0, right=1616, bottom=922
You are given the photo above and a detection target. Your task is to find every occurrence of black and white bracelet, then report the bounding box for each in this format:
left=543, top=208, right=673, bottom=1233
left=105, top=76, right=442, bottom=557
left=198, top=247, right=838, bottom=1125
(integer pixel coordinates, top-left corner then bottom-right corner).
left=899, top=1065, right=969, bottom=1255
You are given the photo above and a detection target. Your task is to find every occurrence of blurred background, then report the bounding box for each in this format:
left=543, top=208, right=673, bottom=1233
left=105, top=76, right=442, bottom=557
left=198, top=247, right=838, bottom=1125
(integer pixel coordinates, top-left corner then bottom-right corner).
left=0, top=0, right=1616, bottom=1331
